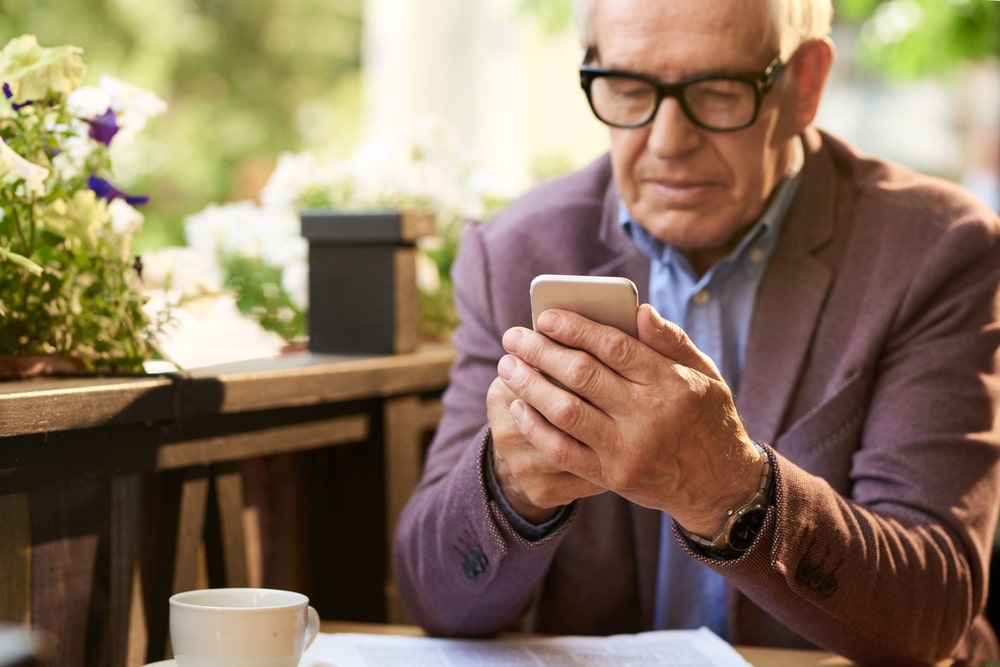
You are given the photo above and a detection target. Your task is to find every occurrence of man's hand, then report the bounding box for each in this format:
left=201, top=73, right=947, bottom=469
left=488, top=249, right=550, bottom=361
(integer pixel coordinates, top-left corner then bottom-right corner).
left=487, top=375, right=604, bottom=523
left=492, top=303, right=764, bottom=536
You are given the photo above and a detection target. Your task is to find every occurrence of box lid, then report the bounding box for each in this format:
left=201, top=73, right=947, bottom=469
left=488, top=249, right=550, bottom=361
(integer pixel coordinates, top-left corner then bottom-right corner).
left=301, top=209, right=435, bottom=243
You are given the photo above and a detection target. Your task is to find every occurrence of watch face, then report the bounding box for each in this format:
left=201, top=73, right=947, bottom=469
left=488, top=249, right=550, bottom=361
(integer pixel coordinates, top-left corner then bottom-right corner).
left=729, top=507, right=766, bottom=552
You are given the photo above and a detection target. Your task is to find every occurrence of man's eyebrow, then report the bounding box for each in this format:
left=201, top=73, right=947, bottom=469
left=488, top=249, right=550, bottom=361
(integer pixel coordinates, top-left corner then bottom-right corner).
left=588, top=56, right=774, bottom=80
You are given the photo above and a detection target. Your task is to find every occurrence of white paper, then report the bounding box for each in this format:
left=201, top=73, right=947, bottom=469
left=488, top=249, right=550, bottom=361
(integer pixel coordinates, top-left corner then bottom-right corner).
left=304, top=628, right=752, bottom=667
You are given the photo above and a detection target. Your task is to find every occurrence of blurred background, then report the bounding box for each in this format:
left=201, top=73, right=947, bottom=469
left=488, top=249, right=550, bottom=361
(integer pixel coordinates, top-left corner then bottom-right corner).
left=1, top=0, right=997, bottom=295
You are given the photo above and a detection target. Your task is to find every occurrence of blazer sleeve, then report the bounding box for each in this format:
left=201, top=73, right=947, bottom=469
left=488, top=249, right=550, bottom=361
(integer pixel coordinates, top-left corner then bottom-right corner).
left=391, top=220, right=573, bottom=637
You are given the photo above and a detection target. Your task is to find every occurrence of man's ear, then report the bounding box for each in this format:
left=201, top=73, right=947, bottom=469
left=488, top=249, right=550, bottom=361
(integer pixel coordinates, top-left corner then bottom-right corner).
left=790, top=37, right=835, bottom=131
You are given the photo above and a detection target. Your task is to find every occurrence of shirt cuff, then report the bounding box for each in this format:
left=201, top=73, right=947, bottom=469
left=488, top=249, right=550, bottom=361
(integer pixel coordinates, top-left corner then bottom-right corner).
left=482, top=431, right=573, bottom=541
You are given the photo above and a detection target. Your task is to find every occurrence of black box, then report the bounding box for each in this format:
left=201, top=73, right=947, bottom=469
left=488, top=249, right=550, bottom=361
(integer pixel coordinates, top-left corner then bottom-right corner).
left=300, top=209, right=435, bottom=355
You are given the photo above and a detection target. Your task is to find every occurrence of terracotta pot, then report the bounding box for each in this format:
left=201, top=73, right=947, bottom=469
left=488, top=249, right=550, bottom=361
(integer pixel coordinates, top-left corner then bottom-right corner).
left=0, top=354, right=87, bottom=380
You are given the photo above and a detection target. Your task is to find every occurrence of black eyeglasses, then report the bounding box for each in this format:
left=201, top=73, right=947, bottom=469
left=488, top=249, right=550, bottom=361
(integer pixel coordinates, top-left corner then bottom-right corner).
left=579, top=50, right=785, bottom=132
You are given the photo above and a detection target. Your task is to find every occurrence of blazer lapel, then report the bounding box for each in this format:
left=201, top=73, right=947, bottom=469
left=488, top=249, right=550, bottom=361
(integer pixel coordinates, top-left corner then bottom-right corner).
left=736, top=130, right=838, bottom=444
left=593, top=175, right=651, bottom=296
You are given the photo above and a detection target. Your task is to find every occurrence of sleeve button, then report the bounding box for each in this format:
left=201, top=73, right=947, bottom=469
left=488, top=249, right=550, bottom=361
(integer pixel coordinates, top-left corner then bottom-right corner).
left=795, top=559, right=813, bottom=584
left=462, top=545, right=488, bottom=579
left=795, top=559, right=837, bottom=597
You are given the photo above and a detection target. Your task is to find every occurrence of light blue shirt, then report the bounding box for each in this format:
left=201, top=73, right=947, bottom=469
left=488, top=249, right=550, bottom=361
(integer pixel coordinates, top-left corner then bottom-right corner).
left=619, top=160, right=802, bottom=637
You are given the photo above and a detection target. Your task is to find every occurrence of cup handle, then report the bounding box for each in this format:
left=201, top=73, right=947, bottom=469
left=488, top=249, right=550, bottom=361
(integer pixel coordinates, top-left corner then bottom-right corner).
left=304, top=605, right=320, bottom=649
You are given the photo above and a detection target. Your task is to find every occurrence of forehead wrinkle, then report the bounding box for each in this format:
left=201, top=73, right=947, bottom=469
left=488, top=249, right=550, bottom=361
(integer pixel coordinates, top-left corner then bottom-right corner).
left=593, top=0, right=775, bottom=75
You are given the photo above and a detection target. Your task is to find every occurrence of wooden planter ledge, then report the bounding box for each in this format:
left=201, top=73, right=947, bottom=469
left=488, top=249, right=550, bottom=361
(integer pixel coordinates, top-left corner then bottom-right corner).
left=0, top=345, right=456, bottom=667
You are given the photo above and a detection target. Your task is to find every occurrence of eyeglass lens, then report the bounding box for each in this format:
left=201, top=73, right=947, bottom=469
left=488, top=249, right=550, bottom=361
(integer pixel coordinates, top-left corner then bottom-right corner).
left=588, top=75, right=759, bottom=130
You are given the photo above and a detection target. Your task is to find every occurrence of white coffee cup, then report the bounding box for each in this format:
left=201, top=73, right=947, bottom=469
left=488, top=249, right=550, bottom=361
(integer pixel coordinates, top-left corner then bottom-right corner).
left=169, top=587, right=320, bottom=667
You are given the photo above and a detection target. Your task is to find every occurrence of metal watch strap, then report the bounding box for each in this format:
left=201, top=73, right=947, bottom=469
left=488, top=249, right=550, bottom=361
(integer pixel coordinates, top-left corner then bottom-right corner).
left=682, top=442, right=775, bottom=558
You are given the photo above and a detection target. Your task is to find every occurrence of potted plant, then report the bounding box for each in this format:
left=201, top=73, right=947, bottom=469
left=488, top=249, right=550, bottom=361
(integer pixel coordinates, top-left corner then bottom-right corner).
left=0, top=35, right=168, bottom=378
left=180, top=124, right=508, bottom=353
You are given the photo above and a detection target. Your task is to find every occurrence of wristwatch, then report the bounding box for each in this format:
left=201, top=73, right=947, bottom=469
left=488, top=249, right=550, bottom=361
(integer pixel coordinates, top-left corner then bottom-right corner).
left=681, top=442, right=775, bottom=558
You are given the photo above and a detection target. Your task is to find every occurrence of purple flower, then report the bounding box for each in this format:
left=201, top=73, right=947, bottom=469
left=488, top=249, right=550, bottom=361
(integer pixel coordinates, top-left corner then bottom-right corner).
left=3, top=82, right=33, bottom=111
left=88, top=175, right=150, bottom=206
left=83, top=108, right=120, bottom=146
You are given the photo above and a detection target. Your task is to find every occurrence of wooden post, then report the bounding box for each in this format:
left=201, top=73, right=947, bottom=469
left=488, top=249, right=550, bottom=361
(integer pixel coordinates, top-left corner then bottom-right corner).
left=382, top=394, right=444, bottom=624
left=0, top=492, right=31, bottom=625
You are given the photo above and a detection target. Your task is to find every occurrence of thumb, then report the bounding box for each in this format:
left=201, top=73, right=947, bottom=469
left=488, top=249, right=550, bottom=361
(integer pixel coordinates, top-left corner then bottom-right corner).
left=636, top=303, right=723, bottom=380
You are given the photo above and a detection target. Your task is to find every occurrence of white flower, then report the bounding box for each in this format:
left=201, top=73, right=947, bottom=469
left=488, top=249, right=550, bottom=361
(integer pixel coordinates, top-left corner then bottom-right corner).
left=0, top=35, right=85, bottom=101
left=179, top=114, right=510, bottom=342
left=50, top=129, right=91, bottom=179
left=66, top=85, right=109, bottom=118
left=281, top=258, right=309, bottom=311
left=68, top=74, right=167, bottom=143
left=415, top=251, right=440, bottom=294
left=107, top=198, right=144, bottom=236
left=184, top=200, right=263, bottom=260
left=263, top=229, right=307, bottom=272
left=184, top=200, right=307, bottom=272
left=0, top=136, right=49, bottom=194
left=140, top=245, right=222, bottom=297
left=260, top=151, right=321, bottom=210
left=255, top=209, right=306, bottom=269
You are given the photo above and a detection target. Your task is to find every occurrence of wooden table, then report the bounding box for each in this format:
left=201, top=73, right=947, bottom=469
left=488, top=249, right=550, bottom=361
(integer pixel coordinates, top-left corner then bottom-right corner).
left=319, top=622, right=859, bottom=666
left=0, top=346, right=456, bottom=667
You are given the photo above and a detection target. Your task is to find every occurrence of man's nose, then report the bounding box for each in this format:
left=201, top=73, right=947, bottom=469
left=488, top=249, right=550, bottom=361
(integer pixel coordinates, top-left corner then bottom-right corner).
left=646, top=97, right=702, bottom=158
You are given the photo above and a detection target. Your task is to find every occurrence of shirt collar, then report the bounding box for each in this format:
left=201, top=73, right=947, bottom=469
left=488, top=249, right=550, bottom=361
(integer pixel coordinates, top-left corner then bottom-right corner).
left=619, top=137, right=804, bottom=276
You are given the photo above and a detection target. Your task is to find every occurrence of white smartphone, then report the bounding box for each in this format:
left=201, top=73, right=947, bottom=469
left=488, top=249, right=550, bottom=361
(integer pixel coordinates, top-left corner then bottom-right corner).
left=529, top=274, right=639, bottom=338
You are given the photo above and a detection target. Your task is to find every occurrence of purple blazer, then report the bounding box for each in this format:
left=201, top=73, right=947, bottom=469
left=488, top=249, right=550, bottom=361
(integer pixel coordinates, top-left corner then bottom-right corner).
left=393, top=127, right=1000, bottom=665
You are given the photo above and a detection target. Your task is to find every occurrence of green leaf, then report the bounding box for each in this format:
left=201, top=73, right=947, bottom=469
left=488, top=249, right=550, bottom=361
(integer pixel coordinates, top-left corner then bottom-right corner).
left=0, top=246, right=44, bottom=275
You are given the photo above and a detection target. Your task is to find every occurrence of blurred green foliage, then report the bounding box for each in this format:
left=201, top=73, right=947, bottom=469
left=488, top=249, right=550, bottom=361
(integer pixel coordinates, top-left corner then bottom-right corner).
left=1, top=0, right=992, bottom=262
left=518, top=0, right=574, bottom=34
left=223, top=253, right=306, bottom=341
left=836, top=0, right=999, bottom=79
left=0, top=0, right=364, bottom=253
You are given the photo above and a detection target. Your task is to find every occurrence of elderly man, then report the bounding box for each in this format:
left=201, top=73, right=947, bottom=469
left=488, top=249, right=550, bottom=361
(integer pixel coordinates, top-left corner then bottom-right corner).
left=393, top=0, right=1000, bottom=664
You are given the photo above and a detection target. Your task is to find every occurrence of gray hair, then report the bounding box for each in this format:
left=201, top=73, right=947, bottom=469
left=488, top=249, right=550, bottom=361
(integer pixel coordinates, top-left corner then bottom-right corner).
left=571, top=0, right=833, bottom=60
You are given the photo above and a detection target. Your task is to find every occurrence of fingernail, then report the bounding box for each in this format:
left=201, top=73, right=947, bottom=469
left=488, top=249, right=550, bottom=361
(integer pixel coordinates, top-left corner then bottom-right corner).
left=537, top=310, right=561, bottom=332
left=504, top=327, right=524, bottom=352
left=509, top=399, right=524, bottom=421
left=497, top=355, right=516, bottom=380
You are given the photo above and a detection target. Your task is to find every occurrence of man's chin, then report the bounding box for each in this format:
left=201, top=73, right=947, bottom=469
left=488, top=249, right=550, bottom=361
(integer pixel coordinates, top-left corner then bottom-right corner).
left=634, top=212, right=734, bottom=249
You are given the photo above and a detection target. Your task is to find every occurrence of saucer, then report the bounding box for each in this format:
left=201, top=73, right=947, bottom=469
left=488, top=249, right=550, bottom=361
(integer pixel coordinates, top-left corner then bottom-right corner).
left=143, top=660, right=334, bottom=667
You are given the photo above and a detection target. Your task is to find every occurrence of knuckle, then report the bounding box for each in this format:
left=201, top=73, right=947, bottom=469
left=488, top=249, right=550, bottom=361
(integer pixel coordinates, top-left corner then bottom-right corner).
left=562, top=352, right=601, bottom=394
left=611, top=465, right=647, bottom=499
left=504, top=364, right=537, bottom=397
left=519, top=328, right=552, bottom=363
left=601, top=330, right=635, bottom=367
left=545, top=393, right=584, bottom=432
left=542, top=440, right=574, bottom=469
